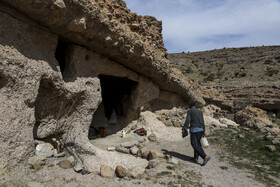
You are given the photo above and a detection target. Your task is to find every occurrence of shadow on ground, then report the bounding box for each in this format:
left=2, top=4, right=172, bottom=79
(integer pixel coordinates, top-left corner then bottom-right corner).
left=162, top=149, right=196, bottom=164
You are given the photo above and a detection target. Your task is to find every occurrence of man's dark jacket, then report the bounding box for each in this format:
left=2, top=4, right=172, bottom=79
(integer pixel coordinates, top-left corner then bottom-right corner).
left=183, top=106, right=205, bottom=132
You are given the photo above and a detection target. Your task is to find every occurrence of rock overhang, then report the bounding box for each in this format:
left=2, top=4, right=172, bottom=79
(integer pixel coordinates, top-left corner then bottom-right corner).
left=1, top=0, right=205, bottom=106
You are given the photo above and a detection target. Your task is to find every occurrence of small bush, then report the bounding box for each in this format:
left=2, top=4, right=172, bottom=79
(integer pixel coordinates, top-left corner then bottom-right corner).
left=203, top=73, right=215, bottom=82
left=266, top=67, right=279, bottom=76
left=234, top=72, right=239, bottom=77
left=184, top=66, right=193, bottom=73
left=240, top=72, right=247, bottom=77
left=264, top=59, right=273, bottom=64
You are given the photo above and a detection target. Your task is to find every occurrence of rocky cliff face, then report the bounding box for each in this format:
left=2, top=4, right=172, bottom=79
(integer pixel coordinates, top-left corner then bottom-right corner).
left=168, top=46, right=280, bottom=115
left=0, top=0, right=204, bottom=170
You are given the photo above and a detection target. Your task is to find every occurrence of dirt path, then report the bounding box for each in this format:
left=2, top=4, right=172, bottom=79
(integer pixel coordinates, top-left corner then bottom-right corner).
left=146, top=136, right=265, bottom=187
left=0, top=130, right=266, bottom=187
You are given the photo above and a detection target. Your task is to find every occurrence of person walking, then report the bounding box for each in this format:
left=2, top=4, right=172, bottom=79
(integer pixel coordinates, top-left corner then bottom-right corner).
left=182, top=101, right=211, bottom=166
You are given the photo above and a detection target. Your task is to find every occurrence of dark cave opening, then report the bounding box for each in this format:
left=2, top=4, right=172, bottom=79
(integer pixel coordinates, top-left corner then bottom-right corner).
left=99, top=74, right=138, bottom=120
left=88, top=75, right=138, bottom=139
left=55, top=38, right=68, bottom=74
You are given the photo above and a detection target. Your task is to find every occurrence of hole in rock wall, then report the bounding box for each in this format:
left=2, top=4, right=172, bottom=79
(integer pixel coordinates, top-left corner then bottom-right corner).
left=55, top=38, right=68, bottom=74
left=88, top=75, right=138, bottom=139
left=0, top=72, right=8, bottom=89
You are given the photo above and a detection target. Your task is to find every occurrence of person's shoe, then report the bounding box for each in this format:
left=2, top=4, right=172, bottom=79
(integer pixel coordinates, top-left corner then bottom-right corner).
left=201, top=156, right=211, bottom=166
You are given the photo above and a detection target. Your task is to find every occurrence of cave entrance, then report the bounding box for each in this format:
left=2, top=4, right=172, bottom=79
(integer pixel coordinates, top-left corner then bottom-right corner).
left=89, top=75, right=138, bottom=139
left=55, top=38, right=68, bottom=75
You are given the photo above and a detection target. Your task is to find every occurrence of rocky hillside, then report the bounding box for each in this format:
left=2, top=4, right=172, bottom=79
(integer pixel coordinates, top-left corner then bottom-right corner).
left=168, top=46, right=280, bottom=115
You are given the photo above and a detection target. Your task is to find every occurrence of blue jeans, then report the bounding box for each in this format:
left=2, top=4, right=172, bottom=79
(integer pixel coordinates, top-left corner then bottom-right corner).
left=191, top=131, right=206, bottom=159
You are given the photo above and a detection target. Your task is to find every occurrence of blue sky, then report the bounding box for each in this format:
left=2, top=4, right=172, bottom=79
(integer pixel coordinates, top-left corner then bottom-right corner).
left=125, top=0, right=280, bottom=53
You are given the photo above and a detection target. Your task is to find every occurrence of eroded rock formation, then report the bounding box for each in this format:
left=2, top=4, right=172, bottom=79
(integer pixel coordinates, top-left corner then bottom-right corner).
left=0, top=1, right=204, bottom=170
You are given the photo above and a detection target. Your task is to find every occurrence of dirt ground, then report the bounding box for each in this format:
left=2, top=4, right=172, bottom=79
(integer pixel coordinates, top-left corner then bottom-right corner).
left=0, top=127, right=266, bottom=187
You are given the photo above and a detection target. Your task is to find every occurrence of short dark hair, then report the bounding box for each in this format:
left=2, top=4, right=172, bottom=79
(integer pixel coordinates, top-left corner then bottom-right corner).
left=188, top=101, right=195, bottom=108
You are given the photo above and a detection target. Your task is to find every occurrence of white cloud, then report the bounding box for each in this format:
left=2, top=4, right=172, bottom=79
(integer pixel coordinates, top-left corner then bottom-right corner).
left=125, top=0, right=280, bottom=52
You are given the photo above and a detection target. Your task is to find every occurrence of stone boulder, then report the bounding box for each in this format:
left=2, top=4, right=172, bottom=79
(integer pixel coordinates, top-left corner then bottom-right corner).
left=235, top=106, right=275, bottom=129
left=147, top=151, right=165, bottom=160
left=58, top=160, right=73, bottom=169
left=115, top=165, right=127, bottom=178
left=100, top=165, right=115, bottom=179
left=148, top=133, right=157, bottom=142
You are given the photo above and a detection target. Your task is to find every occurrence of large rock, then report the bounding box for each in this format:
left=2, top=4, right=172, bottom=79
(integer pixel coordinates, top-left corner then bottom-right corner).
left=234, top=106, right=276, bottom=131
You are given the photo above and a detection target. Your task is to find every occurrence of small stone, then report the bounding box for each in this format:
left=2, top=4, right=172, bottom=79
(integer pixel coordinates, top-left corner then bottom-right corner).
left=53, top=0, right=66, bottom=9
left=28, top=155, right=46, bottom=170
left=107, top=146, right=115, bottom=151
left=81, top=168, right=90, bottom=175
left=147, top=151, right=165, bottom=160
left=139, top=147, right=150, bottom=159
left=115, top=165, right=126, bottom=178
left=35, top=143, right=54, bottom=158
left=265, top=145, right=276, bottom=152
left=148, top=133, right=157, bottom=142
left=115, top=146, right=130, bottom=154
left=100, top=165, right=115, bottom=179
left=58, top=160, right=72, bottom=169
left=238, top=134, right=245, bottom=139
left=74, top=162, right=83, bottom=172
left=168, top=157, right=179, bottom=165
left=129, top=147, right=139, bottom=155
left=120, top=140, right=139, bottom=148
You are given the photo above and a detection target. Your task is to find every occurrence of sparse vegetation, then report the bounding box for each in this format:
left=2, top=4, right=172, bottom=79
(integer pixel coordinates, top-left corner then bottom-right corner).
left=184, top=66, right=193, bottom=73
left=220, top=166, right=228, bottom=170
left=203, top=73, right=215, bottom=82
left=266, top=67, right=279, bottom=76
left=208, top=127, right=280, bottom=186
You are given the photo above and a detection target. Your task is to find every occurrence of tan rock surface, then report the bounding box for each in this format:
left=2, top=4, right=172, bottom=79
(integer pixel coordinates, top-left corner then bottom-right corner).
left=0, top=0, right=205, bottom=171
left=1, top=0, right=205, bottom=106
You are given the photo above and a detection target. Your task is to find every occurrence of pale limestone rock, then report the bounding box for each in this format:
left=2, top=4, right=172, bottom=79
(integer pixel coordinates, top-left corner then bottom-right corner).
left=129, top=147, right=139, bottom=155
left=204, top=116, right=228, bottom=128
left=35, top=143, right=54, bottom=158
left=147, top=151, right=165, bottom=160
left=100, top=165, right=115, bottom=179
left=219, top=117, right=239, bottom=127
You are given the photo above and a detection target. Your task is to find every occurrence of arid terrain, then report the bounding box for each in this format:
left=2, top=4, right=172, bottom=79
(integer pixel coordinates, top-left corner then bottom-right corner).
left=0, top=0, right=280, bottom=187
left=169, top=46, right=280, bottom=114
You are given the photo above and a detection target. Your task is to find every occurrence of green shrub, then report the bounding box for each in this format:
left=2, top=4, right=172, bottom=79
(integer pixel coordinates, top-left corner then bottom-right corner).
left=266, top=67, right=279, bottom=76
left=184, top=66, right=193, bottom=73
left=203, top=73, right=215, bottom=82
left=234, top=72, right=239, bottom=77
left=240, top=72, right=247, bottom=77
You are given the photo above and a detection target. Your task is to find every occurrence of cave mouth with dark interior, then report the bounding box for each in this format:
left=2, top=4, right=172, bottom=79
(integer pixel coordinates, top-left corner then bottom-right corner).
left=55, top=38, right=68, bottom=75
left=88, top=75, right=138, bottom=139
